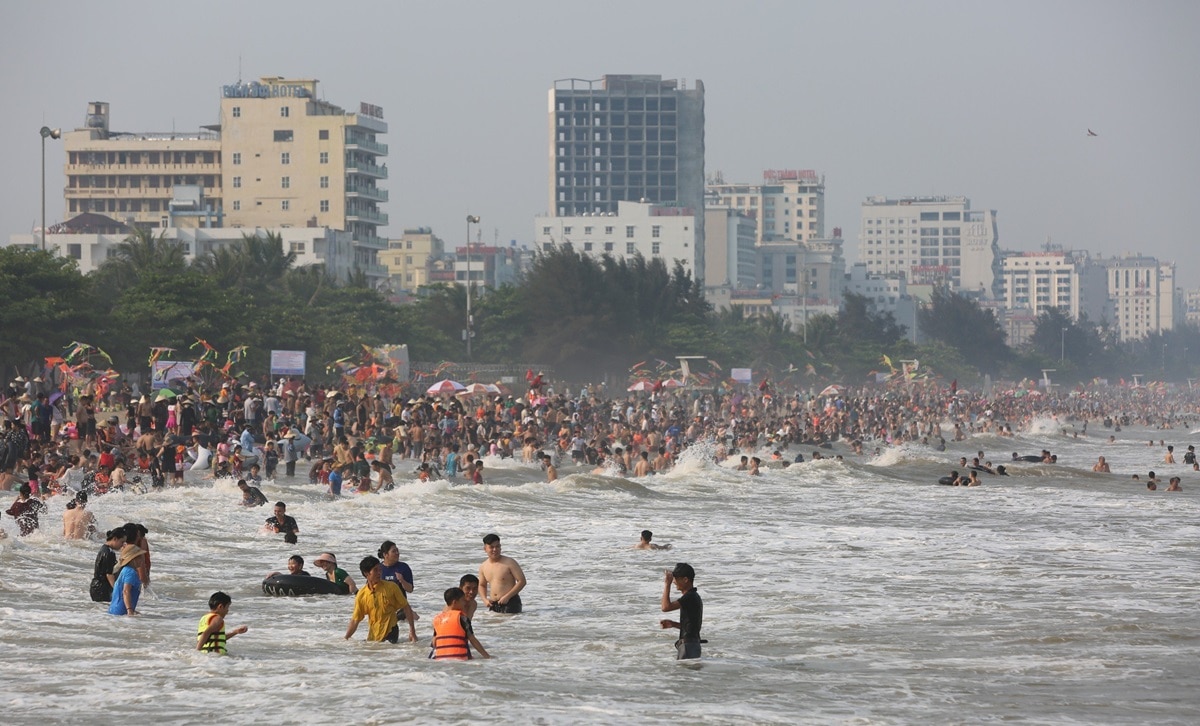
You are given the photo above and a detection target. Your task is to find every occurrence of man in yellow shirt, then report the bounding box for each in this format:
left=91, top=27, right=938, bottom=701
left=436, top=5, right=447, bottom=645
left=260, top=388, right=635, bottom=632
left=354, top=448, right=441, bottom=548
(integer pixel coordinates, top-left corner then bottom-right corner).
left=344, top=555, right=417, bottom=643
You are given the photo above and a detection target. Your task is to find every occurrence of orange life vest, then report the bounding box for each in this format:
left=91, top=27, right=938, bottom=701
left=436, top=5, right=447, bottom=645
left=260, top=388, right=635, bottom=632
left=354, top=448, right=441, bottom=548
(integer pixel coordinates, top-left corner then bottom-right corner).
left=429, top=609, right=471, bottom=660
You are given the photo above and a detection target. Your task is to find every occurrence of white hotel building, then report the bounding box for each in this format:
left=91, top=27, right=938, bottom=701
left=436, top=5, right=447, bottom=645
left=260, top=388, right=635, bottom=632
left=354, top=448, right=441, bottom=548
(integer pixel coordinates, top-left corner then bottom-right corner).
left=859, top=196, right=999, bottom=298
left=534, top=200, right=700, bottom=280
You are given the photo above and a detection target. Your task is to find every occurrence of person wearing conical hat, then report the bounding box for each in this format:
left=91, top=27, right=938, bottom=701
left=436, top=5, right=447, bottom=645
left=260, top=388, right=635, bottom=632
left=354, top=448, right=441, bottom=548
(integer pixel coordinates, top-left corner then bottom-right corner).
left=108, top=544, right=145, bottom=616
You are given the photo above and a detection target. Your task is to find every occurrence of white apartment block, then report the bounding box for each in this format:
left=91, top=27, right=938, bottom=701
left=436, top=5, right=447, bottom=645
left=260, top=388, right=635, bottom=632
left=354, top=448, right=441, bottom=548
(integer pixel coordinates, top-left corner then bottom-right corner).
left=706, top=169, right=825, bottom=245
left=1102, top=256, right=1179, bottom=342
left=859, top=196, right=999, bottom=298
left=534, top=200, right=699, bottom=279
left=997, top=251, right=1108, bottom=323
left=7, top=223, right=359, bottom=280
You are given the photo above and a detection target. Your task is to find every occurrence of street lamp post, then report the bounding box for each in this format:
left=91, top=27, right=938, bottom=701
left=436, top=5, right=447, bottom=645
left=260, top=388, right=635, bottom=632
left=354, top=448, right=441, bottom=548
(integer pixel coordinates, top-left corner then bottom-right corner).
left=40, top=126, right=61, bottom=251
left=465, top=214, right=480, bottom=360
left=1060, top=327, right=1067, bottom=362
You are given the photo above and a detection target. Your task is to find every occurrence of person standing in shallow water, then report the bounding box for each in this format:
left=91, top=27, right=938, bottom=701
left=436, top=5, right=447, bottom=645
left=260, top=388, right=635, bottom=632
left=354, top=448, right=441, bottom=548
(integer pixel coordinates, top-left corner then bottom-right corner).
left=660, top=562, right=703, bottom=660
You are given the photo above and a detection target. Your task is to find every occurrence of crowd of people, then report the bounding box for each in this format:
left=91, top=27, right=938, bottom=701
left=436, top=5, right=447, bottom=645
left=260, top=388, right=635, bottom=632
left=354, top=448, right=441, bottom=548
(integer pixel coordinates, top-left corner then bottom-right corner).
left=4, top=371, right=1196, bottom=660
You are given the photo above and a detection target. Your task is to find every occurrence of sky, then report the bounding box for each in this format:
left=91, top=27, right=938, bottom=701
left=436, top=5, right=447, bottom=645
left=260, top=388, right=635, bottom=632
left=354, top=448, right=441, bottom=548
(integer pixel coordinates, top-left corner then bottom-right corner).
left=3, top=0, right=1198, bottom=266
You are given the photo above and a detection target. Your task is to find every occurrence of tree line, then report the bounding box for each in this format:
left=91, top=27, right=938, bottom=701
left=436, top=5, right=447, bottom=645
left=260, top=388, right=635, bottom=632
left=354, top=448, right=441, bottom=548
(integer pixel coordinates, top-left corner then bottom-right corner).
left=1, top=233, right=1196, bottom=387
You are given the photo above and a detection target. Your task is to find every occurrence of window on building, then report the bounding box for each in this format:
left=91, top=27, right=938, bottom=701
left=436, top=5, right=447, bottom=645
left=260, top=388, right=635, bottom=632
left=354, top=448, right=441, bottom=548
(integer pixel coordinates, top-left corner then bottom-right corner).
left=282, top=200, right=290, bottom=211
left=281, top=152, right=290, bottom=165
left=67, top=243, right=82, bottom=259
left=584, top=226, right=593, bottom=235
left=605, top=226, right=614, bottom=235
left=651, top=242, right=661, bottom=255
left=232, top=176, right=241, bottom=188
left=584, top=242, right=593, bottom=251
left=920, top=211, right=939, bottom=221
left=651, top=225, right=661, bottom=238
left=626, top=242, right=635, bottom=254
left=563, top=226, right=572, bottom=235
left=281, top=176, right=290, bottom=189
left=542, top=226, right=551, bottom=235
left=319, top=152, right=329, bottom=164
left=232, top=200, right=241, bottom=211
left=320, top=200, right=329, bottom=212
left=280, top=106, right=290, bottom=117
left=319, top=129, right=329, bottom=140
left=289, top=242, right=305, bottom=254
left=604, top=242, right=614, bottom=252
left=232, top=106, right=241, bottom=118
left=320, top=175, right=329, bottom=189
left=625, top=226, right=635, bottom=238
left=232, top=152, right=241, bottom=165
left=274, top=130, right=293, bottom=142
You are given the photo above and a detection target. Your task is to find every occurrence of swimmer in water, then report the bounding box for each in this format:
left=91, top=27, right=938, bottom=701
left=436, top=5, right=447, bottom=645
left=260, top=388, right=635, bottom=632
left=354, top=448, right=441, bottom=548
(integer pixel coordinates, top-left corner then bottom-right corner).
left=634, top=529, right=672, bottom=551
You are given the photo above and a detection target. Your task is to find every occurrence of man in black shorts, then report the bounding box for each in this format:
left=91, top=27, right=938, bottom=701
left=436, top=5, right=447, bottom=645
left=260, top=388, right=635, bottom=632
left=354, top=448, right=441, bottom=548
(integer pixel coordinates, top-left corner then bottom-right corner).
left=660, top=562, right=703, bottom=660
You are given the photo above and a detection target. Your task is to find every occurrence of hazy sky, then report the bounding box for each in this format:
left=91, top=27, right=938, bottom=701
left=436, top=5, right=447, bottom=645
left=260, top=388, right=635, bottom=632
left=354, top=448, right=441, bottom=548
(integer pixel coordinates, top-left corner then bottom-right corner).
left=3, top=1, right=1197, bottom=266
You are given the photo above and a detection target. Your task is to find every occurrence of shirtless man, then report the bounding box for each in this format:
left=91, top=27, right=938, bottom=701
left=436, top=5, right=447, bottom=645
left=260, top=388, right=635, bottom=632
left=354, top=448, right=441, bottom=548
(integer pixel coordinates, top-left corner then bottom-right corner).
left=542, top=453, right=558, bottom=482
left=632, top=451, right=652, bottom=477
left=62, top=491, right=97, bottom=539
left=478, top=533, right=526, bottom=614
left=1092, top=456, right=1111, bottom=473
left=634, top=529, right=672, bottom=551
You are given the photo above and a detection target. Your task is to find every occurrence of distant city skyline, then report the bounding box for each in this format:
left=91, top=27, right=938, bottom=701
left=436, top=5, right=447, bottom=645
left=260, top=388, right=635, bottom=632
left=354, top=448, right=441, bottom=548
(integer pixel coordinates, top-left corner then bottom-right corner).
left=2, top=1, right=1197, bottom=270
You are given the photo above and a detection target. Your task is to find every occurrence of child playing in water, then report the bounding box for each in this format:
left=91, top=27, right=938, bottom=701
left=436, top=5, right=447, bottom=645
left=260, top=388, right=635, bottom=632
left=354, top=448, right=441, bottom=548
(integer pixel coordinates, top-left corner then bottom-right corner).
left=197, top=591, right=249, bottom=654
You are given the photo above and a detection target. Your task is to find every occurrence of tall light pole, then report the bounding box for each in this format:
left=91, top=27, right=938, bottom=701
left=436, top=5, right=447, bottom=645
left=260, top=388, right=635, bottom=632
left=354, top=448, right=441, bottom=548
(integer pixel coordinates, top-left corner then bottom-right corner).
left=40, top=126, right=61, bottom=251
left=1060, top=326, right=1067, bottom=362
left=465, top=214, right=480, bottom=360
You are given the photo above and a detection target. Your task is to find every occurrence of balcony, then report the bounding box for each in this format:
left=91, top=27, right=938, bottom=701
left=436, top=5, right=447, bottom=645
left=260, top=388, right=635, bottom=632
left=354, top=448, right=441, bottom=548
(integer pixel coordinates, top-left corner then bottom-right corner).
left=345, top=182, right=388, bottom=202
left=345, top=134, right=388, bottom=156
left=353, top=233, right=389, bottom=249
left=346, top=159, right=387, bottom=178
left=347, top=208, right=388, bottom=225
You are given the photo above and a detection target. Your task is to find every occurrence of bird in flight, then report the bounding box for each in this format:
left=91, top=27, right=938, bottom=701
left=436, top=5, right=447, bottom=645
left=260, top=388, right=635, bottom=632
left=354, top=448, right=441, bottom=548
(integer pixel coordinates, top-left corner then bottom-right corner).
left=1087, top=129, right=1098, bottom=137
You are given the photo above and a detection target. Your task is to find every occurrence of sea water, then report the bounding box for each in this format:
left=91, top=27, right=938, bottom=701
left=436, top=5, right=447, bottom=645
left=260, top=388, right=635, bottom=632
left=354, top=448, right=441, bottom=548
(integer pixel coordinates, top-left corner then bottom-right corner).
left=1, top=422, right=1198, bottom=725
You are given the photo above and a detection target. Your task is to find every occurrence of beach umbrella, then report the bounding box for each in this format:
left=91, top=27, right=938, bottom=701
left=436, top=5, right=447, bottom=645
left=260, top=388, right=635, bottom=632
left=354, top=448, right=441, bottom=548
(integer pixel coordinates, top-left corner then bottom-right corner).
left=627, top=380, right=654, bottom=392
left=819, top=384, right=843, bottom=397
left=155, top=388, right=178, bottom=401
left=426, top=379, right=466, bottom=396
left=661, top=379, right=685, bottom=389
left=456, top=383, right=491, bottom=397
left=484, top=383, right=503, bottom=395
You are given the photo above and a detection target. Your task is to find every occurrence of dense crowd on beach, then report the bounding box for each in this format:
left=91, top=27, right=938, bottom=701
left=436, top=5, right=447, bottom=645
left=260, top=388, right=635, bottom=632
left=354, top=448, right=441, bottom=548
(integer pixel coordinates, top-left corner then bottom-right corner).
left=4, top=373, right=1199, bottom=502
left=3, top=372, right=1195, bottom=657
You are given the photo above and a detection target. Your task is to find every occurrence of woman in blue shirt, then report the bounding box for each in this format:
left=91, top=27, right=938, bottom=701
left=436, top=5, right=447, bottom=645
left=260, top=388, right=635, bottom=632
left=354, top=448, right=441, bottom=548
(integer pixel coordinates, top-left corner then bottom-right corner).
left=109, top=545, right=145, bottom=616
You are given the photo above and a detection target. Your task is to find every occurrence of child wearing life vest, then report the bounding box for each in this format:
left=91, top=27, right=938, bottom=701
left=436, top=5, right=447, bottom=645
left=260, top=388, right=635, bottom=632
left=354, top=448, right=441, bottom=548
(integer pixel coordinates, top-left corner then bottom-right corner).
left=429, top=587, right=490, bottom=661
left=197, top=591, right=249, bottom=654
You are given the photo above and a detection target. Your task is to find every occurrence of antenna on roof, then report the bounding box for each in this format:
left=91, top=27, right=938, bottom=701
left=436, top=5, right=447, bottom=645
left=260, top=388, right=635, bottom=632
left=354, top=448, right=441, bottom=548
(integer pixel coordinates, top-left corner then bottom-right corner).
left=238, top=54, right=243, bottom=83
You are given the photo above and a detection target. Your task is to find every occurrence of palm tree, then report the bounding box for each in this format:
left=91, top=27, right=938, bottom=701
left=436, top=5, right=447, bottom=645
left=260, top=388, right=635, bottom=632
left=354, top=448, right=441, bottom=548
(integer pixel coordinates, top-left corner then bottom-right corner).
left=93, top=227, right=187, bottom=290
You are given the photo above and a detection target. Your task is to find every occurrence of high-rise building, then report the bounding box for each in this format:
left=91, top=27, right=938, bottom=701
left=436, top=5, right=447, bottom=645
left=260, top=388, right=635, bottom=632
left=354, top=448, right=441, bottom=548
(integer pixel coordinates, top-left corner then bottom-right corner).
left=707, top=169, right=825, bottom=245
left=548, top=74, right=705, bottom=279
left=859, top=196, right=999, bottom=298
left=61, top=77, right=388, bottom=277
left=1102, top=255, right=1180, bottom=342
left=998, top=251, right=1108, bottom=317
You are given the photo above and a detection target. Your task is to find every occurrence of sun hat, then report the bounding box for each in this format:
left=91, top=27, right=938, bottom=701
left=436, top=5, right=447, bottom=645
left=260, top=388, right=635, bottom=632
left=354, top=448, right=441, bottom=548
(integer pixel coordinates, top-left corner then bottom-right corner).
left=114, top=544, right=146, bottom=572
left=313, top=552, right=337, bottom=567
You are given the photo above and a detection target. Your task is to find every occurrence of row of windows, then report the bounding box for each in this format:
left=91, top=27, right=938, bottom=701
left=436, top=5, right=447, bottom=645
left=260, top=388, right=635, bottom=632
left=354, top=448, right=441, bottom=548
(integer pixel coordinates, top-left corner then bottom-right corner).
left=68, top=175, right=218, bottom=188
left=232, top=151, right=331, bottom=165
left=231, top=175, right=330, bottom=188
left=555, top=97, right=678, bottom=112
left=230, top=199, right=328, bottom=213
left=69, top=151, right=218, bottom=166
left=865, top=211, right=961, bottom=225
left=555, top=113, right=679, bottom=128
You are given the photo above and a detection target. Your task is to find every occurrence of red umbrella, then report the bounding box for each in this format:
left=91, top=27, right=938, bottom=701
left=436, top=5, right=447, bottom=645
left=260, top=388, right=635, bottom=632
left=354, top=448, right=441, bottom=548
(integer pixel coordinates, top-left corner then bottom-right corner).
left=627, top=380, right=654, bottom=392
left=426, top=379, right=466, bottom=395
